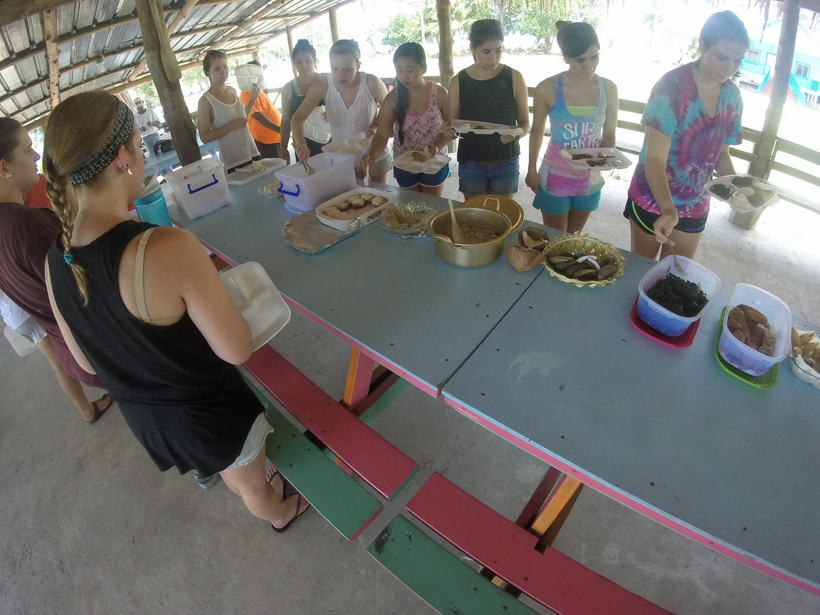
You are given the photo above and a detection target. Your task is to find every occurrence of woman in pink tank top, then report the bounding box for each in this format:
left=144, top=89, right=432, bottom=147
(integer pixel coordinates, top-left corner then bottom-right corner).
left=363, top=43, right=456, bottom=196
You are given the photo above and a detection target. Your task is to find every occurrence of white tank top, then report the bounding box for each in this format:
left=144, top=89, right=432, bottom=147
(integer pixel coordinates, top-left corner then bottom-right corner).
left=325, top=72, right=388, bottom=163
left=202, top=87, right=259, bottom=169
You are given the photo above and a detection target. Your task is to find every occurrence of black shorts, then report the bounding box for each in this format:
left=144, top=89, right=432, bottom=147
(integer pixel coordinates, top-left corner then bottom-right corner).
left=623, top=198, right=707, bottom=235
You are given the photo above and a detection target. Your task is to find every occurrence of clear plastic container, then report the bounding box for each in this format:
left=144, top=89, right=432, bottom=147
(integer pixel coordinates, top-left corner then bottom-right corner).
left=637, top=255, right=721, bottom=337
left=165, top=157, right=232, bottom=220
left=718, top=283, right=791, bottom=376
left=273, top=152, right=356, bottom=213
left=4, top=325, right=37, bottom=356
left=234, top=64, right=265, bottom=92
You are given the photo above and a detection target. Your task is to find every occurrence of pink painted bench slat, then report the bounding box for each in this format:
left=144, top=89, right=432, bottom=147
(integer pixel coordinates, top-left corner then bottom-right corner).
left=406, top=473, right=670, bottom=615
left=244, top=345, right=418, bottom=500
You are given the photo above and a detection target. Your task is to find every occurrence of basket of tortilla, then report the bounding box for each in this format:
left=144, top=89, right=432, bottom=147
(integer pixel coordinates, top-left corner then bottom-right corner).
left=558, top=148, right=632, bottom=171
left=705, top=174, right=778, bottom=212
left=451, top=119, right=524, bottom=136
left=393, top=150, right=450, bottom=174
left=315, top=188, right=394, bottom=233
left=542, top=232, right=625, bottom=287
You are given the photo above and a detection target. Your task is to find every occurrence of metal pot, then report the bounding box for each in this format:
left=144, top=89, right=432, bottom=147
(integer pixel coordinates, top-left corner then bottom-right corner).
left=428, top=207, right=512, bottom=268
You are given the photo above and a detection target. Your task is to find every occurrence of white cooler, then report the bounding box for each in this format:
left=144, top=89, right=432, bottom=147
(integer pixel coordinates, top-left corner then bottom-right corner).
left=273, top=152, right=356, bottom=213
left=166, top=157, right=232, bottom=220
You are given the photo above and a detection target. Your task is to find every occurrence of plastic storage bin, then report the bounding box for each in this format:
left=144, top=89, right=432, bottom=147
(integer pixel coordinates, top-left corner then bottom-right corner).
left=637, top=255, right=721, bottom=337
left=718, top=283, right=791, bottom=376
left=166, top=157, right=232, bottom=220
left=273, top=152, right=356, bottom=213
left=4, top=325, right=37, bottom=356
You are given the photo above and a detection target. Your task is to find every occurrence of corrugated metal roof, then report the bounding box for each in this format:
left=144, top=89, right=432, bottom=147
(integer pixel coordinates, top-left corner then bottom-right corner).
left=0, top=0, right=351, bottom=126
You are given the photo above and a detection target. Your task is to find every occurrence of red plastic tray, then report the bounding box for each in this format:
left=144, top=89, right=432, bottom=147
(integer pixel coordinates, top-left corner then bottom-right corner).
left=630, top=297, right=700, bottom=348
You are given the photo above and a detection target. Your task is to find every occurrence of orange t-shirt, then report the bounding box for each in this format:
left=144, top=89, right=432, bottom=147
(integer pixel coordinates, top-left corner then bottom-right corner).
left=239, top=91, right=282, bottom=145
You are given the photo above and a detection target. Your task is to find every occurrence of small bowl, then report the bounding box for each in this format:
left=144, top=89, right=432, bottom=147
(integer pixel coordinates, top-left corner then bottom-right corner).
left=791, top=327, right=820, bottom=389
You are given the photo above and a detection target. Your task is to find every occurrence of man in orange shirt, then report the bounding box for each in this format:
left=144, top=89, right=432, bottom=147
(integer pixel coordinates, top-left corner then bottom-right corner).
left=238, top=62, right=282, bottom=159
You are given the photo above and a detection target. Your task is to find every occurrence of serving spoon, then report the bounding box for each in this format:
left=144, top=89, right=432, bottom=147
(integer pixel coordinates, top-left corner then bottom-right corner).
left=448, top=199, right=466, bottom=244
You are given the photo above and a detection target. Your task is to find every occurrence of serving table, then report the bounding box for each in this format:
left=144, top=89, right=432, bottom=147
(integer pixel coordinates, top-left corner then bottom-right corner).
left=172, top=171, right=820, bottom=607
left=442, top=251, right=820, bottom=595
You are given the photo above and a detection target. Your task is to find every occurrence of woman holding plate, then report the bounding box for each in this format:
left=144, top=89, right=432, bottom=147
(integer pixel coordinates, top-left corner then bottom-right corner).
left=526, top=21, right=619, bottom=234
left=362, top=43, right=455, bottom=197
left=449, top=19, right=530, bottom=200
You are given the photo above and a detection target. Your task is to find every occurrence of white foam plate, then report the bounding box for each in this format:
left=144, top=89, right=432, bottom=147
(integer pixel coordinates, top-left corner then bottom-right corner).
left=227, top=158, right=287, bottom=186
left=393, top=151, right=450, bottom=174
left=452, top=120, right=523, bottom=136
left=704, top=174, right=779, bottom=211
left=558, top=148, right=632, bottom=170
left=321, top=134, right=372, bottom=156
left=220, top=262, right=291, bottom=351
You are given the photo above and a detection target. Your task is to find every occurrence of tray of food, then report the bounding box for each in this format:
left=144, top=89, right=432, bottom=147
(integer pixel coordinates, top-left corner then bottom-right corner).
left=705, top=174, right=778, bottom=211
left=227, top=158, right=287, bottom=185
left=315, top=188, right=394, bottom=232
left=380, top=202, right=436, bottom=238
left=558, top=148, right=632, bottom=170
left=393, top=150, right=450, bottom=174
left=791, top=327, right=820, bottom=389
left=321, top=134, right=372, bottom=156
left=452, top=120, right=524, bottom=136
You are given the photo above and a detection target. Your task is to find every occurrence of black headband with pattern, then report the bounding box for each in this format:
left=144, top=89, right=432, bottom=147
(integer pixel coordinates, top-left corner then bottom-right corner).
left=67, top=102, right=135, bottom=185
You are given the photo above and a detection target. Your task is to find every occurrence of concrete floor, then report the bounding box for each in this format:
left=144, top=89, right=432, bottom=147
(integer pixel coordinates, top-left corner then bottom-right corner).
left=2, top=151, right=820, bottom=614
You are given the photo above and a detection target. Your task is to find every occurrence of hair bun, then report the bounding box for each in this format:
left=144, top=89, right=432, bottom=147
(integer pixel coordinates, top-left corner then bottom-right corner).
left=555, top=21, right=570, bottom=30
left=295, top=39, right=310, bottom=47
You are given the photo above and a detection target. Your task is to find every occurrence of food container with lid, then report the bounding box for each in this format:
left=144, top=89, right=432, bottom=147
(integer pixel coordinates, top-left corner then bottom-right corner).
left=637, top=256, right=721, bottom=337
left=273, top=152, right=356, bottom=213
left=718, top=283, right=791, bottom=377
left=165, top=156, right=231, bottom=220
left=428, top=207, right=512, bottom=268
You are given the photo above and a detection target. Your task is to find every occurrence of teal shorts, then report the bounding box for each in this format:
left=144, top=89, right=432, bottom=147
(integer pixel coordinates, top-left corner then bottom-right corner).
left=532, top=187, right=602, bottom=215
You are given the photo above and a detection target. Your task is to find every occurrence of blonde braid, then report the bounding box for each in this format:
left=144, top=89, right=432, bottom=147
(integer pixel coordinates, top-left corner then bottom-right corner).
left=44, top=157, right=89, bottom=305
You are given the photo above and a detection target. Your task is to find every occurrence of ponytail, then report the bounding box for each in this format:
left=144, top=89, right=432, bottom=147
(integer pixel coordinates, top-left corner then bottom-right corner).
left=395, top=82, right=409, bottom=146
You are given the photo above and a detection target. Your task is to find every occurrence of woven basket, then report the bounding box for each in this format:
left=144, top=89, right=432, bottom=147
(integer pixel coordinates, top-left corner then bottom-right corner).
left=542, top=232, right=625, bottom=288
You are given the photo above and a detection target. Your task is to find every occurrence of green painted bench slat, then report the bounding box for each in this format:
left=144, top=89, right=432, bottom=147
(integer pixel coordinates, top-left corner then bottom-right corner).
left=244, top=378, right=383, bottom=541
left=367, top=516, right=538, bottom=615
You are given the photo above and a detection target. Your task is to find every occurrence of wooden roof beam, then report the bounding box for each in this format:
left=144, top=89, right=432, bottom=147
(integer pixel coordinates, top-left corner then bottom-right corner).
left=256, top=0, right=358, bottom=49
left=127, top=0, right=202, bottom=82
left=193, top=0, right=287, bottom=61
left=42, top=8, right=61, bottom=108
left=259, top=14, right=314, bottom=20
left=0, top=0, right=73, bottom=29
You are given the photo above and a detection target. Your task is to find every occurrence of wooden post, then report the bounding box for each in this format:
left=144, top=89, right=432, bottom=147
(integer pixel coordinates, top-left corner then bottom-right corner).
left=286, top=25, right=297, bottom=78
left=436, top=0, right=453, bottom=88
left=751, top=0, right=800, bottom=179
left=329, top=7, right=340, bottom=43
left=128, top=0, right=201, bottom=82
left=134, top=0, right=201, bottom=166
left=42, top=9, right=61, bottom=110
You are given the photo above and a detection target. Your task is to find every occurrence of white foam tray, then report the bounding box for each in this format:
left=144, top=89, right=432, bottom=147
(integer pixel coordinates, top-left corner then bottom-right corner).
left=393, top=151, right=450, bottom=174
left=220, top=262, right=291, bottom=351
left=452, top=119, right=524, bottom=136
left=558, top=147, right=632, bottom=170
left=226, top=158, right=287, bottom=186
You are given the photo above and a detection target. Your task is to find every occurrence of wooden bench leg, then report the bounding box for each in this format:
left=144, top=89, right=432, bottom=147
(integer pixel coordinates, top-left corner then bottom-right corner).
left=530, top=474, right=583, bottom=538
left=343, top=348, right=375, bottom=409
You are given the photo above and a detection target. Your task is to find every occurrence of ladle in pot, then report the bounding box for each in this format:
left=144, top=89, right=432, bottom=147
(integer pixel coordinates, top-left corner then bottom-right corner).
left=448, top=199, right=466, bottom=244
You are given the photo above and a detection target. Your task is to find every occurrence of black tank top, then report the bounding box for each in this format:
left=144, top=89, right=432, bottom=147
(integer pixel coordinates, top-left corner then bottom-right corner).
left=47, top=221, right=262, bottom=475
left=457, top=65, right=520, bottom=162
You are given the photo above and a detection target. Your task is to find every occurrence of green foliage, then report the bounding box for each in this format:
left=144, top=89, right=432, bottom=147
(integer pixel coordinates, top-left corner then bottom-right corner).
left=133, top=83, right=159, bottom=108
left=382, top=7, right=438, bottom=46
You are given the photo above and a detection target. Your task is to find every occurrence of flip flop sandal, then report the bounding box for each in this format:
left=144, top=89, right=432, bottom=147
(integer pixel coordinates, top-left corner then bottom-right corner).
left=86, top=394, right=113, bottom=424
left=271, top=493, right=310, bottom=534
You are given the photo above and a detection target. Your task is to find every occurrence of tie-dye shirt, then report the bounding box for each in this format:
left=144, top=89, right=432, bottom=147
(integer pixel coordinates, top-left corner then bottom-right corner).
left=629, top=63, right=743, bottom=219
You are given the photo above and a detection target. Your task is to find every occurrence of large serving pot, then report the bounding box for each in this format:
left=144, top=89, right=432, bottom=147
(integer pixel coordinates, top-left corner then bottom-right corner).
left=428, top=207, right=512, bottom=268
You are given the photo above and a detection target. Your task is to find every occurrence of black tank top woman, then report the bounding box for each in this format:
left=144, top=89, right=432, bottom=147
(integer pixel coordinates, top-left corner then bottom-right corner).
left=457, top=65, right=520, bottom=163
left=47, top=221, right=262, bottom=476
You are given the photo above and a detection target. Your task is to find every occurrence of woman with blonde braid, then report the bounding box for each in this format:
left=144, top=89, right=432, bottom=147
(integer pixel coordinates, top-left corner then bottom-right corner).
left=43, top=91, right=309, bottom=532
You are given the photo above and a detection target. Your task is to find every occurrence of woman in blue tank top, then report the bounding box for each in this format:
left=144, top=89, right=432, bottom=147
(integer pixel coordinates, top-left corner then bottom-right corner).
left=527, top=22, right=619, bottom=235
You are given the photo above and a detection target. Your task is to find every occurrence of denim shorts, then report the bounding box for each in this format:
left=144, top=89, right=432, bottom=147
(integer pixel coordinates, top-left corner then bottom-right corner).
left=393, top=163, right=450, bottom=188
left=458, top=157, right=519, bottom=195
left=533, top=187, right=602, bottom=215
left=222, top=412, right=273, bottom=471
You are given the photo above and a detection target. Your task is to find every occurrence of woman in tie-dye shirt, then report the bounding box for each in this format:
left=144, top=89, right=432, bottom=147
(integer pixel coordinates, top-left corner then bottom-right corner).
left=625, top=11, right=748, bottom=260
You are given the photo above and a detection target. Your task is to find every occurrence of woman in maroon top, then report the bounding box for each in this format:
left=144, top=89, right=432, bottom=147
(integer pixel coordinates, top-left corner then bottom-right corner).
left=0, top=117, right=112, bottom=423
